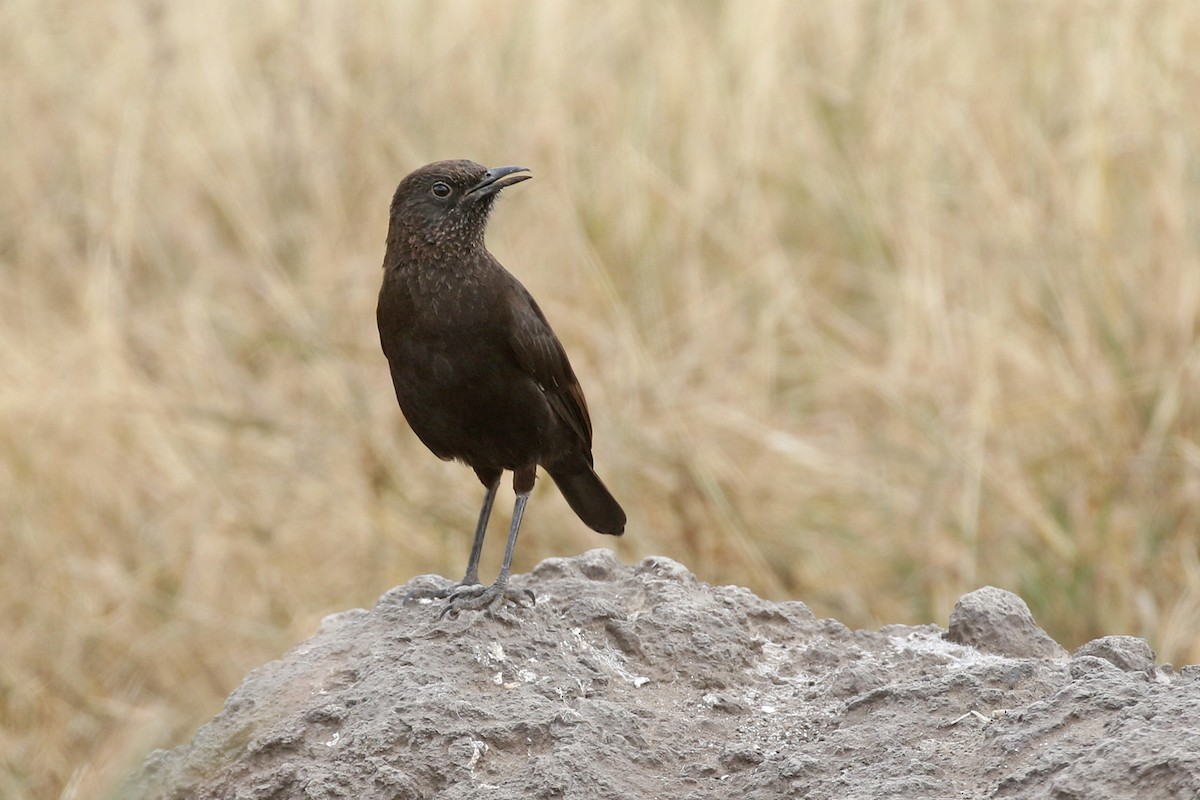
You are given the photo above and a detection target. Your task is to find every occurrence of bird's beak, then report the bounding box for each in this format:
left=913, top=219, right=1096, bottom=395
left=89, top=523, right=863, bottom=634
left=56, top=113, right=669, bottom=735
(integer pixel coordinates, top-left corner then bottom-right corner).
left=467, top=165, right=532, bottom=199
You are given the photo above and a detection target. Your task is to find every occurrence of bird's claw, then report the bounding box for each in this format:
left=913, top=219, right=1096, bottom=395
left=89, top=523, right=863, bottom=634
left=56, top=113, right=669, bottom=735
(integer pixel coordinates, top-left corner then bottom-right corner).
left=438, top=582, right=536, bottom=619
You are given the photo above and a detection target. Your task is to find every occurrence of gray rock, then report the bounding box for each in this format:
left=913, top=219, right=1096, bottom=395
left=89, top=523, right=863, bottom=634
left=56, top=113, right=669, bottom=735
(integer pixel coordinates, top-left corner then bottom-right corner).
left=1074, top=634, right=1158, bottom=674
left=945, top=585, right=1068, bottom=659
left=127, top=552, right=1200, bottom=800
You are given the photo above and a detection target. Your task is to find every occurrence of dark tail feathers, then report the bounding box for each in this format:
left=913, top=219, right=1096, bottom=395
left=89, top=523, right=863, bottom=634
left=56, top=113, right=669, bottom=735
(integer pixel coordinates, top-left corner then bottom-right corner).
left=547, top=465, right=626, bottom=535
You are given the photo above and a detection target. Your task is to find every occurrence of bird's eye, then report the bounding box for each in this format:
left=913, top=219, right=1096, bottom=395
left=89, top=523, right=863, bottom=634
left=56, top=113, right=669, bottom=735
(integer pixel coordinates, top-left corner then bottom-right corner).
left=430, top=181, right=451, bottom=199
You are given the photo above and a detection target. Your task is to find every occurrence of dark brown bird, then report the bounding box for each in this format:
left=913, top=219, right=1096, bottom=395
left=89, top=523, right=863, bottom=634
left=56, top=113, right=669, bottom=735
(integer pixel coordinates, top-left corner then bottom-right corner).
left=377, top=160, right=625, bottom=616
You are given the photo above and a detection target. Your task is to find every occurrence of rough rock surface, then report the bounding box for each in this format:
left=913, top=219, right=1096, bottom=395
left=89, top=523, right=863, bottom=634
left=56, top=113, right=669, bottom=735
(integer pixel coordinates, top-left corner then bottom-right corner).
left=946, top=585, right=1068, bottom=660
left=129, top=550, right=1200, bottom=799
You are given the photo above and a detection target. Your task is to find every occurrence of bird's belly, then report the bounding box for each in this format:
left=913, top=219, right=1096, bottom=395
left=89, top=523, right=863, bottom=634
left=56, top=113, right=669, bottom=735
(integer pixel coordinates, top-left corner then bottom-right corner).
left=389, top=341, right=553, bottom=469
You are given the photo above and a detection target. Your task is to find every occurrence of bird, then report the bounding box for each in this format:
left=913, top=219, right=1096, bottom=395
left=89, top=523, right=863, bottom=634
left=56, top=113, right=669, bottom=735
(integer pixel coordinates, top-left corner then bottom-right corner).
left=377, top=159, right=626, bottom=616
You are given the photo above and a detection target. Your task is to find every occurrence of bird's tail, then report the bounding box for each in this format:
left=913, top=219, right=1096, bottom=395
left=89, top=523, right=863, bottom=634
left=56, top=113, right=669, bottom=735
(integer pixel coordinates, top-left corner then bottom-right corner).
left=547, top=463, right=626, bottom=535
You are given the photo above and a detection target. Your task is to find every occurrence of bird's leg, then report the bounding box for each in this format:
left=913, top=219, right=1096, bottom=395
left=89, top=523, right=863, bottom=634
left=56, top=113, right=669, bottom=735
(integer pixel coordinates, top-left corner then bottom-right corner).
left=405, top=476, right=499, bottom=602
left=442, top=468, right=538, bottom=618
left=460, top=478, right=499, bottom=585
left=493, top=491, right=530, bottom=591
left=440, top=492, right=537, bottom=618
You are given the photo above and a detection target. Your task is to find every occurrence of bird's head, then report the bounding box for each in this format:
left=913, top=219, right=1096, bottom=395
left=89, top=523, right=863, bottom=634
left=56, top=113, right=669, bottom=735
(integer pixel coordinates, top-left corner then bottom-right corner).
left=387, top=160, right=532, bottom=257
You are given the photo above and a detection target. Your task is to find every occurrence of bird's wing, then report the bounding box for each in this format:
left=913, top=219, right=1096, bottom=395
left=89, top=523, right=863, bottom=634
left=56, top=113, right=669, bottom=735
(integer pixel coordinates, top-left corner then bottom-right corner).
left=507, top=285, right=595, bottom=453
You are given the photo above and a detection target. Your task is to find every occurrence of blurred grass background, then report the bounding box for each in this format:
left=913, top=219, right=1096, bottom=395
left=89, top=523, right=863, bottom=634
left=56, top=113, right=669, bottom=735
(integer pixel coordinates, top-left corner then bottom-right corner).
left=2, top=1, right=1199, bottom=796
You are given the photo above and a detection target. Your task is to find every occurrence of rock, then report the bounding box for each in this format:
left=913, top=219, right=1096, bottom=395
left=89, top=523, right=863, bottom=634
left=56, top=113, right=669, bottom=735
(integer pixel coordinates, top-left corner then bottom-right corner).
left=127, top=552, right=1200, bottom=800
left=945, top=585, right=1068, bottom=659
left=1074, top=635, right=1158, bottom=674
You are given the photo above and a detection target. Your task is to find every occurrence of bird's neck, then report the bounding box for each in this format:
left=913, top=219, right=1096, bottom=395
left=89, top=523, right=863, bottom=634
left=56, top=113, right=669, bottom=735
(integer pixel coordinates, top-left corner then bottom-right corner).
left=387, top=222, right=486, bottom=269
left=382, top=229, right=502, bottom=307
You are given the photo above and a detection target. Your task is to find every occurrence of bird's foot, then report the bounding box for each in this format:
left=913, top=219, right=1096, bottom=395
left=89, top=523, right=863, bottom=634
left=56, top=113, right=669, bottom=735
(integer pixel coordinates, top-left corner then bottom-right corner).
left=439, top=581, right=536, bottom=620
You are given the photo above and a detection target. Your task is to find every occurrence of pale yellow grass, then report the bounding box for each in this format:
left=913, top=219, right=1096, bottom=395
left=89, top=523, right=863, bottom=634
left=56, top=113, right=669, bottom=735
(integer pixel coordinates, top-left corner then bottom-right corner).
left=2, top=1, right=1200, bottom=797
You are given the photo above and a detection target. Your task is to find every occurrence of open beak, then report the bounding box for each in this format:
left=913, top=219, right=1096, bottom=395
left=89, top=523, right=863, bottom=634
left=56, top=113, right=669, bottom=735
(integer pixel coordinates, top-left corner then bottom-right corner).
left=467, top=165, right=532, bottom=199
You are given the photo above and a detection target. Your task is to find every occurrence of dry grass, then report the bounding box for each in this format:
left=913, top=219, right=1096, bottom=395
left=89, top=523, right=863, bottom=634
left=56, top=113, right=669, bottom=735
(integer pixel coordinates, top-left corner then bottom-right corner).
left=3, top=1, right=1200, bottom=796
